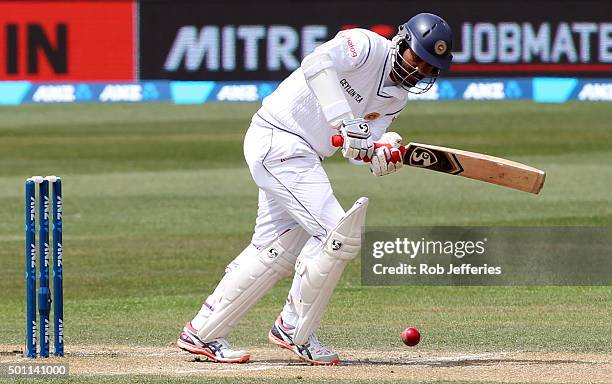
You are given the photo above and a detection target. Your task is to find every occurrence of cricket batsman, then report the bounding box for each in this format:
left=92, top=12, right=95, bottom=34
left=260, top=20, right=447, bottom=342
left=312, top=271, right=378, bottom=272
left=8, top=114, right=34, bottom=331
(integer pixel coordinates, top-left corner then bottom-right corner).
left=177, top=13, right=453, bottom=365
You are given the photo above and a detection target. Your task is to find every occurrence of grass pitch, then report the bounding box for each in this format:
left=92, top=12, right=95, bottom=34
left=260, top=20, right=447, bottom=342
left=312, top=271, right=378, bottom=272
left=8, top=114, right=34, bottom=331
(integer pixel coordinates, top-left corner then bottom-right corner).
left=0, top=102, right=610, bottom=383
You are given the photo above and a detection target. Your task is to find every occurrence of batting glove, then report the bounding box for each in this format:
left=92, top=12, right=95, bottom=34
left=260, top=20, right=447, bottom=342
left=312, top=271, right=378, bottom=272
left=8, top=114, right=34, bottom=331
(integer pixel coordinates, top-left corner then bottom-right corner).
left=370, top=132, right=404, bottom=177
left=340, top=118, right=374, bottom=160
left=370, top=146, right=403, bottom=176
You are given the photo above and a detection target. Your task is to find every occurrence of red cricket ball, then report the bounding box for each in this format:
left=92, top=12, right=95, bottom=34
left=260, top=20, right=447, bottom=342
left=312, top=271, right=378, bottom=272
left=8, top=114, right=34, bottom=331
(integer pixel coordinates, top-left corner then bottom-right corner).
left=401, top=327, right=421, bottom=346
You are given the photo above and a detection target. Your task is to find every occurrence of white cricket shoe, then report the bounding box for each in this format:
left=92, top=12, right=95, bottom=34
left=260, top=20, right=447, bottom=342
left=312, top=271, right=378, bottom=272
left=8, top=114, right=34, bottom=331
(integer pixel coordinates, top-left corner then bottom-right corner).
left=268, top=316, right=340, bottom=365
left=177, top=322, right=250, bottom=363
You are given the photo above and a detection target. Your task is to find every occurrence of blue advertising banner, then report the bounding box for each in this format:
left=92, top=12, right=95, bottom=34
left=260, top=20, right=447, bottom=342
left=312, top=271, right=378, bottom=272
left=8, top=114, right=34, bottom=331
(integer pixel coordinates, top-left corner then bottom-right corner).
left=22, top=81, right=171, bottom=104
left=407, top=79, right=532, bottom=101
left=533, top=78, right=612, bottom=102
left=1, top=78, right=611, bottom=105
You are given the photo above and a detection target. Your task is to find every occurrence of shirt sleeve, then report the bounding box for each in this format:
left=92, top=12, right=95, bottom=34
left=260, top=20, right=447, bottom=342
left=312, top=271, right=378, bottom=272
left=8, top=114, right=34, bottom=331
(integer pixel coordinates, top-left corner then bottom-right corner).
left=311, top=28, right=373, bottom=72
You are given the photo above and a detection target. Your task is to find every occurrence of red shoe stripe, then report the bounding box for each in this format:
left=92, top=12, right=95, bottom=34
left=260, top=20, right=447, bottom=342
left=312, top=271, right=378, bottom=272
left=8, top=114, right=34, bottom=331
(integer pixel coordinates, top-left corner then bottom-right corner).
left=184, top=322, right=199, bottom=334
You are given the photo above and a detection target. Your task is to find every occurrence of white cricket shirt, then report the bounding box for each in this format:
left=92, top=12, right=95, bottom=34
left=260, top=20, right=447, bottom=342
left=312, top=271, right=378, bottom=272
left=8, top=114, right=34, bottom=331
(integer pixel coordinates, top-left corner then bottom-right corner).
left=256, top=28, right=409, bottom=158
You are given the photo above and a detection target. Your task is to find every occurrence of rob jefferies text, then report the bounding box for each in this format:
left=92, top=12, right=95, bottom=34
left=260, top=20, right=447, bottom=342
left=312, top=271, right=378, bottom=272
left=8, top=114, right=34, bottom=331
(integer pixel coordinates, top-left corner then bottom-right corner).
left=361, top=227, right=612, bottom=286
left=371, top=236, right=501, bottom=277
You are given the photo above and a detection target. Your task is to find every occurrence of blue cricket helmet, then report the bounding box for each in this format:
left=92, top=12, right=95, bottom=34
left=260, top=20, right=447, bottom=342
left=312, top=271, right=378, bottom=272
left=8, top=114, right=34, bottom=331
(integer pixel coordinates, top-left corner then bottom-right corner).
left=398, top=13, right=453, bottom=70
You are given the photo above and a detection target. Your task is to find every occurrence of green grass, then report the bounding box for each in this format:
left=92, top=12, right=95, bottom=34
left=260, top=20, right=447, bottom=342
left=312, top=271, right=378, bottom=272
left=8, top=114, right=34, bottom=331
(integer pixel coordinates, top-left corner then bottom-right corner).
left=0, top=102, right=610, bottom=363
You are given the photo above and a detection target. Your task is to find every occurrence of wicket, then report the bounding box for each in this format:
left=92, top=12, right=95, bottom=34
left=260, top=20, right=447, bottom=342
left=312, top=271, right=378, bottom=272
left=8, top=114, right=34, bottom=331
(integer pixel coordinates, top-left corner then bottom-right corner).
left=25, top=176, right=63, bottom=358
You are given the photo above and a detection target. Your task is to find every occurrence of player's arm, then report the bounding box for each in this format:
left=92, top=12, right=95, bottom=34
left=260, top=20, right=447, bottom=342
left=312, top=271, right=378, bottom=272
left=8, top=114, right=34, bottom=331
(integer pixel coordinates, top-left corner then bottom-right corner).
left=301, top=30, right=374, bottom=160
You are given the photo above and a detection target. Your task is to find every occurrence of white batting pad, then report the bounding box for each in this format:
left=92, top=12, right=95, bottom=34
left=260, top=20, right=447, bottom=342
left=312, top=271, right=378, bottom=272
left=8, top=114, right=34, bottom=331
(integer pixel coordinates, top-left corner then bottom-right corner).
left=197, top=226, right=310, bottom=341
left=292, top=197, right=368, bottom=344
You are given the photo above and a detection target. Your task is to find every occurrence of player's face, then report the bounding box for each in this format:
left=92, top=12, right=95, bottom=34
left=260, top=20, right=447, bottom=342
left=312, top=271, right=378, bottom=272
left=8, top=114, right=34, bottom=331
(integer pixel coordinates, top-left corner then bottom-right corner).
left=391, top=47, right=437, bottom=88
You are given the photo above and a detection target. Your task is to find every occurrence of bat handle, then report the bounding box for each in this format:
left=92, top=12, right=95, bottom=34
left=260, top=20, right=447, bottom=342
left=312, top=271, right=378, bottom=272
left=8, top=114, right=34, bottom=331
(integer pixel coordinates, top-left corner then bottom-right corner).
left=331, top=134, right=404, bottom=163
left=331, top=134, right=344, bottom=147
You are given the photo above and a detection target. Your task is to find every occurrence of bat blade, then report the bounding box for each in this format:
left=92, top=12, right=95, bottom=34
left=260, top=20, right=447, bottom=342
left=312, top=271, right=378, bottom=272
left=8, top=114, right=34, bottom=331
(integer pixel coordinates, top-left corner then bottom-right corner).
left=403, top=143, right=546, bottom=194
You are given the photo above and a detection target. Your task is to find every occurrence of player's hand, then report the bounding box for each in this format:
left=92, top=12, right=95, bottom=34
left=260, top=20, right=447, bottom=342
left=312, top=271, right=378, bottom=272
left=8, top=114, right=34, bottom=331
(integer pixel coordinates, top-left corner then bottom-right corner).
left=369, top=144, right=403, bottom=177
left=340, top=118, right=374, bottom=160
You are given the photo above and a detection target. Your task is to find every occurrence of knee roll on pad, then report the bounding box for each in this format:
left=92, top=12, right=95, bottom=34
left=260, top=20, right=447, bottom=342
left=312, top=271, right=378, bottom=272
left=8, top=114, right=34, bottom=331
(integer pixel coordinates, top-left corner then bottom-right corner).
left=292, top=197, right=368, bottom=345
left=197, top=226, right=310, bottom=341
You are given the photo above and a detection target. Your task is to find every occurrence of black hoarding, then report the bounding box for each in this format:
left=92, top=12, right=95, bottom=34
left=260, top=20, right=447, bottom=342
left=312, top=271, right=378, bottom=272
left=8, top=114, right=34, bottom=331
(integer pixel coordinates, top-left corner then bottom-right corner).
left=139, top=0, right=612, bottom=80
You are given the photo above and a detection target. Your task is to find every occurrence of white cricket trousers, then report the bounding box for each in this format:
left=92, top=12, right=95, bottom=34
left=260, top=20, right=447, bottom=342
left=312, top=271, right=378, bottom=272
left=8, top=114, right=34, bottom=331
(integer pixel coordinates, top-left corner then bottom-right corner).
left=192, top=114, right=345, bottom=332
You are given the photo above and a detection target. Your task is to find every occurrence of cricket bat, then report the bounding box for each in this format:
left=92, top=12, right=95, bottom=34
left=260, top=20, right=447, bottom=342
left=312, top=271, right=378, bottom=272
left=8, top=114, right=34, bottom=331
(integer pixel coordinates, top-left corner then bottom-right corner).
left=331, top=135, right=545, bottom=194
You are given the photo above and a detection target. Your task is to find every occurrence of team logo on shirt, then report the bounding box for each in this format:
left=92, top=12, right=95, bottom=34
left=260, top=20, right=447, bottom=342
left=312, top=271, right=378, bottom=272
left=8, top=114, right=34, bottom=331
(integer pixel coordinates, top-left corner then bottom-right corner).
left=364, top=112, right=380, bottom=120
